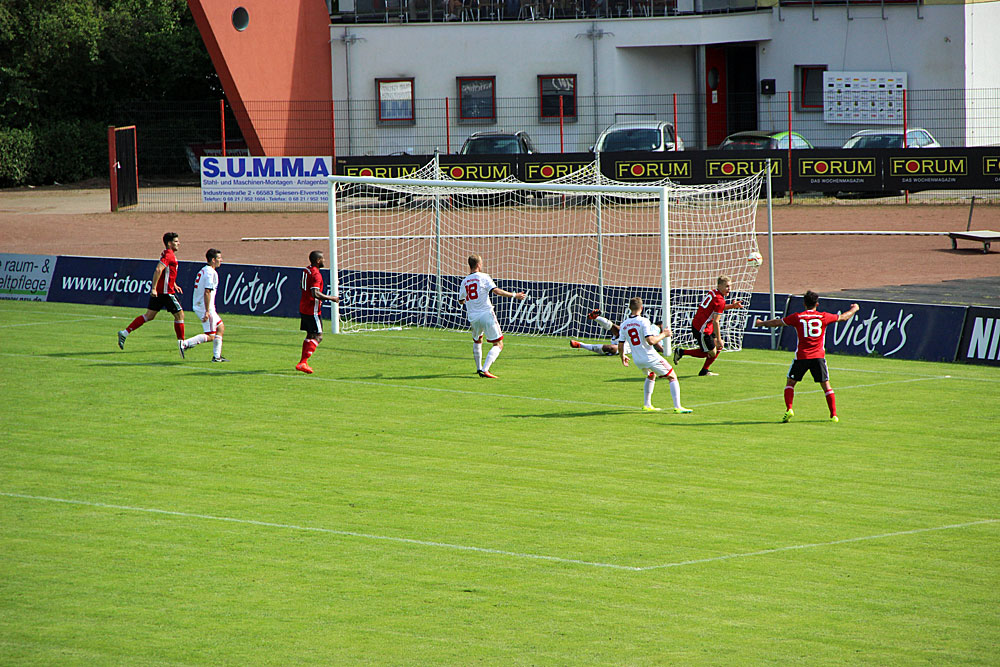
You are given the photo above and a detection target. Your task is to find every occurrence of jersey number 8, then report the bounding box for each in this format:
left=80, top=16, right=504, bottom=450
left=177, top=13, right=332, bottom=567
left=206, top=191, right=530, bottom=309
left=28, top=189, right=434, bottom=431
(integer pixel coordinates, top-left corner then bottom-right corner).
left=627, top=327, right=643, bottom=346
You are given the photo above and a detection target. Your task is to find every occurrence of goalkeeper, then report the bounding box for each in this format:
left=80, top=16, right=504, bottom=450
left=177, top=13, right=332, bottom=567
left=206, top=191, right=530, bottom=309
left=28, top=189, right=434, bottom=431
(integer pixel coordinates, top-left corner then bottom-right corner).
left=570, top=307, right=663, bottom=356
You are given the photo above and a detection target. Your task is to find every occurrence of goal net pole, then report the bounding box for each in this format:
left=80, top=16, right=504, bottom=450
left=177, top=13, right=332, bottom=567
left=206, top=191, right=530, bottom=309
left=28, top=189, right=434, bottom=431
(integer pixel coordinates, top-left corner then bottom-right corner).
left=327, top=179, right=341, bottom=334
left=659, top=185, right=671, bottom=356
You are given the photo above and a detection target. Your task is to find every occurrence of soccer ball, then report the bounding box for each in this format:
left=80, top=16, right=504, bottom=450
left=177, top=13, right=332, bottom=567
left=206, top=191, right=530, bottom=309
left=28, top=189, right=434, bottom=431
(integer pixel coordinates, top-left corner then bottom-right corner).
left=747, top=251, right=763, bottom=267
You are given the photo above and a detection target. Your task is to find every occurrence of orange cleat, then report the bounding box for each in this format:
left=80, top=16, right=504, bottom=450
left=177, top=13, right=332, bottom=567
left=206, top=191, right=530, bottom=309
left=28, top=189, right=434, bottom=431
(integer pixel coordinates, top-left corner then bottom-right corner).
left=477, top=369, right=498, bottom=378
left=295, top=362, right=314, bottom=374
left=569, top=340, right=581, bottom=348
left=586, top=309, right=601, bottom=320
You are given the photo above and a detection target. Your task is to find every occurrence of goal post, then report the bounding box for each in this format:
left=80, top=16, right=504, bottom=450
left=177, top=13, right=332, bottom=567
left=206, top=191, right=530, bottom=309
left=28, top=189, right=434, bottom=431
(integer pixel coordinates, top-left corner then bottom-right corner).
left=326, top=165, right=764, bottom=351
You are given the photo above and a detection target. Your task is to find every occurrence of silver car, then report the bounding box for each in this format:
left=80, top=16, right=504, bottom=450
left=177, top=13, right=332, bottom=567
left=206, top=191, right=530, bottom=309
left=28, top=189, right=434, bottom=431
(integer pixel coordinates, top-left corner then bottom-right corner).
left=842, top=128, right=941, bottom=149
left=593, top=121, right=684, bottom=153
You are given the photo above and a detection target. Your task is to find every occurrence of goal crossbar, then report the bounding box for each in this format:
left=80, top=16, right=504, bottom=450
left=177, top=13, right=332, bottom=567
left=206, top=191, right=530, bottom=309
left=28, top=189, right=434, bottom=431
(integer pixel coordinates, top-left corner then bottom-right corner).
left=328, top=174, right=666, bottom=195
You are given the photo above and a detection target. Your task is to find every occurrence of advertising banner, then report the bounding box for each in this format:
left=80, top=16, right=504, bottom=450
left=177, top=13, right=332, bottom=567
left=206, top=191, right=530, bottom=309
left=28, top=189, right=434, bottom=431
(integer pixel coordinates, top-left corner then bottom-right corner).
left=778, top=297, right=966, bottom=362
left=200, top=156, right=332, bottom=203
left=791, top=150, right=882, bottom=193
left=957, top=306, right=1000, bottom=366
left=0, top=253, right=57, bottom=301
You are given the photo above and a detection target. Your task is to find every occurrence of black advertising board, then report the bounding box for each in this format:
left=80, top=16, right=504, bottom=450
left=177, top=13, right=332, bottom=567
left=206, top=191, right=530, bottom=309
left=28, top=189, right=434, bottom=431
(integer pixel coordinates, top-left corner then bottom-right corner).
left=437, top=154, right=518, bottom=182
left=336, top=155, right=430, bottom=179
left=521, top=153, right=593, bottom=182
left=596, top=151, right=701, bottom=184
left=957, top=306, right=1000, bottom=366
left=790, top=150, right=882, bottom=193
left=882, top=147, right=1000, bottom=191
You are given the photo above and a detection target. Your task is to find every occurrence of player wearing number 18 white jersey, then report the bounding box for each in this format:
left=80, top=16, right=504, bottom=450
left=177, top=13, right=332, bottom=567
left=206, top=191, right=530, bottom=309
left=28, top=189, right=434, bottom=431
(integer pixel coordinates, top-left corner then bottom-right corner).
left=617, top=296, right=691, bottom=414
left=459, top=254, right=526, bottom=378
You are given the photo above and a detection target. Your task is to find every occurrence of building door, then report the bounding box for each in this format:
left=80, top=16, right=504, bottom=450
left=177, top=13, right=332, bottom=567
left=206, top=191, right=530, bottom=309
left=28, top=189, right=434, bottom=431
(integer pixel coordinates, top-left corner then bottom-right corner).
left=726, top=45, right=758, bottom=135
left=705, top=46, right=728, bottom=147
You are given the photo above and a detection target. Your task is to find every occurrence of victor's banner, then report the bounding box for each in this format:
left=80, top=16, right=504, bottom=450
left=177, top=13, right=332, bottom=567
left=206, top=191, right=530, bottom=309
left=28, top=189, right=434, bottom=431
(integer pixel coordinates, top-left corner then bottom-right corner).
left=778, top=297, right=967, bottom=362
left=0, top=253, right=58, bottom=301
left=957, top=306, right=1000, bottom=366
left=49, top=256, right=325, bottom=319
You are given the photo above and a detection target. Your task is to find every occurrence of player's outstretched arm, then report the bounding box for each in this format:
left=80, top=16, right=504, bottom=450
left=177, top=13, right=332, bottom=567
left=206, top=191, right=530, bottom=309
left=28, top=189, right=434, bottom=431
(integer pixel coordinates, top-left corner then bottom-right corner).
left=724, top=300, right=744, bottom=310
left=755, top=317, right=785, bottom=328
left=838, top=304, right=860, bottom=322
left=493, top=288, right=526, bottom=300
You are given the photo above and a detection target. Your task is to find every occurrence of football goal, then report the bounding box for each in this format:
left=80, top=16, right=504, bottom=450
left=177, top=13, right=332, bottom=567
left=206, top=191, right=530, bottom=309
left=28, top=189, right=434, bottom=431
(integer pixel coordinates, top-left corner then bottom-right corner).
left=326, top=161, right=765, bottom=351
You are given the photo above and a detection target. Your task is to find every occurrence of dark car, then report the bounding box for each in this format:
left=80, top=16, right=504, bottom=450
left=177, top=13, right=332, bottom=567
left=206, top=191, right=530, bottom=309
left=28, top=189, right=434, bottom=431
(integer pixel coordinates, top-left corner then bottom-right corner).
left=719, top=130, right=813, bottom=150
left=460, top=131, right=537, bottom=155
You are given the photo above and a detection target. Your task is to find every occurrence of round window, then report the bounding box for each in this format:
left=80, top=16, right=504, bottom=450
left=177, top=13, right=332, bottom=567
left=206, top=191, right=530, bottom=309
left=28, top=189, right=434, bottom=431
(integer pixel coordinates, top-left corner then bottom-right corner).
left=707, top=67, right=720, bottom=90
left=232, top=7, right=249, bottom=31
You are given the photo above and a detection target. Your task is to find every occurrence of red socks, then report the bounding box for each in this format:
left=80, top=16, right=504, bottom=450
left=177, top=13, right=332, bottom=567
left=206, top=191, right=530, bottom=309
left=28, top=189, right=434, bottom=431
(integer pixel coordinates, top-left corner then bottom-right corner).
left=701, top=355, right=717, bottom=372
left=126, top=315, right=147, bottom=333
left=300, top=339, right=318, bottom=363
left=684, top=349, right=708, bottom=359
left=825, top=389, right=836, bottom=417
left=784, top=386, right=795, bottom=410
left=173, top=321, right=185, bottom=340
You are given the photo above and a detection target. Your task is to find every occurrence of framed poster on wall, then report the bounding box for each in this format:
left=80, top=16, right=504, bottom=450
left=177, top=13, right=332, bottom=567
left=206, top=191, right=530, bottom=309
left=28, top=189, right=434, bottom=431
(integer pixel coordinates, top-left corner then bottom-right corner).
left=458, top=76, right=496, bottom=122
left=538, top=74, right=577, bottom=121
left=377, top=77, right=415, bottom=123
left=823, top=71, right=907, bottom=124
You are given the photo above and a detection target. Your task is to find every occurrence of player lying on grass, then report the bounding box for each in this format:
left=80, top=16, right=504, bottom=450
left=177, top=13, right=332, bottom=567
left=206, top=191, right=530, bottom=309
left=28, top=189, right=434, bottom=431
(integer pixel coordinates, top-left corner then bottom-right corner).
left=618, top=297, right=691, bottom=414
left=570, top=308, right=664, bottom=356
left=755, top=290, right=859, bottom=423
left=459, top=254, right=526, bottom=378
left=673, top=275, right=744, bottom=377
left=178, top=248, right=227, bottom=362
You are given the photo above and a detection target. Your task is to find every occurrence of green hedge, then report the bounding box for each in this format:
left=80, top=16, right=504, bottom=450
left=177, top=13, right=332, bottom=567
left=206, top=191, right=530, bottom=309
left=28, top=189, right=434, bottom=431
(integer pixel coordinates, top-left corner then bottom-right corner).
left=0, top=120, right=107, bottom=187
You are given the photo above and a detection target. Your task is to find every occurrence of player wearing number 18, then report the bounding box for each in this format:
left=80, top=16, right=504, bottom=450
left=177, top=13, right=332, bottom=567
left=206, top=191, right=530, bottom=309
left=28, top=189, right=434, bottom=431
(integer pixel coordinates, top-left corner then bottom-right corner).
left=459, top=254, right=526, bottom=378
left=755, top=291, right=859, bottom=423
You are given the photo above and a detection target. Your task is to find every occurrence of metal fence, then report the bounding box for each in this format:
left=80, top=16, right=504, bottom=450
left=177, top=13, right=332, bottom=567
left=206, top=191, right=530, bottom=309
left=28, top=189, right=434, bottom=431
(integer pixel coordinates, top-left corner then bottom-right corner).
left=113, top=88, right=1000, bottom=211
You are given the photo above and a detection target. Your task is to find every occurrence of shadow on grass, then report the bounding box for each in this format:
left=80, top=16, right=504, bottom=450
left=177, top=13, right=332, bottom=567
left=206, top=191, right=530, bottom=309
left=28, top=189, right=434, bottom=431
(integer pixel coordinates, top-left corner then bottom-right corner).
left=510, top=410, right=634, bottom=418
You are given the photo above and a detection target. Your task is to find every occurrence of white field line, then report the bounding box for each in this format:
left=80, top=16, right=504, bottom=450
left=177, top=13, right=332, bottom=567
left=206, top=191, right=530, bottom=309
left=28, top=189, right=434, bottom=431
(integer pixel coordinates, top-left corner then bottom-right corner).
left=0, top=492, right=640, bottom=571
left=2, top=492, right=994, bottom=573
left=638, top=519, right=1000, bottom=571
left=0, top=317, right=107, bottom=329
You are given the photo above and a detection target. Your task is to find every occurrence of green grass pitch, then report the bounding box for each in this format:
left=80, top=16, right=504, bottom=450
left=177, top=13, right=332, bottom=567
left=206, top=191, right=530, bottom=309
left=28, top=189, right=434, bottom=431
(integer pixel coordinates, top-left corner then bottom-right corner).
left=1, top=300, right=998, bottom=664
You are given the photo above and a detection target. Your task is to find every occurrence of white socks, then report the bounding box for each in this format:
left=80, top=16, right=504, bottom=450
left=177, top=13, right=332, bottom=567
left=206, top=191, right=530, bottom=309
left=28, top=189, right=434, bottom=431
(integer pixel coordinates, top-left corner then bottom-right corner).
left=473, top=341, right=482, bottom=370
left=483, top=346, right=501, bottom=372
left=213, top=336, right=223, bottom=358
left=669, top=377, right=682, bottom=409
left=595, top=316, right=613, bottom=332
left=644, top=376, right=655, bottom=407
left=580, top=342, right=604, bottom=353
left=182, top=333, right=209, bottom=348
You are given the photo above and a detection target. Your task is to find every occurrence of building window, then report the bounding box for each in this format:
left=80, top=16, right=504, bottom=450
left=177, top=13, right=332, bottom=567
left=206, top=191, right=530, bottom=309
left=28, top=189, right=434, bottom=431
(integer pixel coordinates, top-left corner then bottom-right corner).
left=538, top=74, right=577, bottom=121
left=376, top=78, right=415, bottom=123
left=457, top=76, right=496, bottom=122
left=797, top=65, right=827, bottom=111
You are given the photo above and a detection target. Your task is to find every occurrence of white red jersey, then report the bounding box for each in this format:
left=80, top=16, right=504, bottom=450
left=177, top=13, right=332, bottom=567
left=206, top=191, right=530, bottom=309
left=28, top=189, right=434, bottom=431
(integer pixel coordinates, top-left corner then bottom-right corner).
left=193, top=264, right=219, bottom=314
left=459, top=271, right=497, bottom=320
left=156, top=248, right=179, bottom=294
left=299, top=265, right=324, bottom=316
left=691, top=289, right=726, bottom=335
left=782, top=309, right=839, bottom=359
left=617, top=314, right=661, bottom=366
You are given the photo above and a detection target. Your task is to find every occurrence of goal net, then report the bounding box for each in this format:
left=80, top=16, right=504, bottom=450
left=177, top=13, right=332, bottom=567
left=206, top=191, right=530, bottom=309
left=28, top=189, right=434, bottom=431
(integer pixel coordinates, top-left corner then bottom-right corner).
left=327, top=160, right=764, bottom=351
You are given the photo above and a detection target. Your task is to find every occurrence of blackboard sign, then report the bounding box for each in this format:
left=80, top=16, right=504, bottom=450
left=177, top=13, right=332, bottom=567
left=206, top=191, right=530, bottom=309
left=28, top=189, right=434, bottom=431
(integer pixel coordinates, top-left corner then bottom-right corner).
left=538, top=74, right=576, bottom=119
left=458, top=76, right=496, bottom=121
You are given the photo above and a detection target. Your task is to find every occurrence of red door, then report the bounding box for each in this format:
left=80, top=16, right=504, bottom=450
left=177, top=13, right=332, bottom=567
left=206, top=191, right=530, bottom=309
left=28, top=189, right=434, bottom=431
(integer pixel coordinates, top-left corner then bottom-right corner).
left=705, top=46, right=728, bottom=147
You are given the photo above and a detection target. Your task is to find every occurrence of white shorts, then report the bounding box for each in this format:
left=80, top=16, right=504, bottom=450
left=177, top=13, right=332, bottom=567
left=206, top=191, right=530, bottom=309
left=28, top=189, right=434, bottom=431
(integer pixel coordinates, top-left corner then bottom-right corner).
left=195, top=308, right=222, bottom=335
left=634, top=353, right=672, bottom=378
left=469, top=311, right=502, bottom=343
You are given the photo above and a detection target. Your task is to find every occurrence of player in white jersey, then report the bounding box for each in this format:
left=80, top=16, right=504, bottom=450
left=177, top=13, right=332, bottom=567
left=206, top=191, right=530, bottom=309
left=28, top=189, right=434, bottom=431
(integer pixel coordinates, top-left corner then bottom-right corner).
left=458, top=254, right=526, bottom=378
left=179, top=248, right=227, bottom=362
left=617, top=296, right=691, bottom=413
left=570, top=307, right=664, bottom=356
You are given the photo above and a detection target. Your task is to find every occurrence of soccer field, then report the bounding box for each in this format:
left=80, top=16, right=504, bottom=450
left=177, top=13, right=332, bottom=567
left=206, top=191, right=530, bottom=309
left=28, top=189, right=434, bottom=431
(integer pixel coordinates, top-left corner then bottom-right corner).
left=1, top=300, right=998, bottom=664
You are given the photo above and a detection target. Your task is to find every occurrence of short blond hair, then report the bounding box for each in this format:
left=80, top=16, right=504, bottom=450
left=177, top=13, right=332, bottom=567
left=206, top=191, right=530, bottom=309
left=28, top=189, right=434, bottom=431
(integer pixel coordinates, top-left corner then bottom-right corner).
left=717, top=275, right=731, bottom=288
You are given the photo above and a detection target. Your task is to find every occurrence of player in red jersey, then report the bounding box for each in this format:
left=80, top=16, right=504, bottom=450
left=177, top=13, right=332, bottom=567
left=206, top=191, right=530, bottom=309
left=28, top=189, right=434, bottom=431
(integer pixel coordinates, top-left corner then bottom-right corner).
left=755, top=290, right=860, bottom=423
left=673, top=276, right=745, bottom=376
left=296, top=250, right=341, bottom=374
left=117, top=232, right=186, bottom=350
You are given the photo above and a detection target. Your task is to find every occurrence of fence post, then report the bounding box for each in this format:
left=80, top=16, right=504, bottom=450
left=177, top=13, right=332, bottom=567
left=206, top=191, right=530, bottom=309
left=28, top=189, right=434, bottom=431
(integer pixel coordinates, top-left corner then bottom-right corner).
left=107, top=126, right=118, bottom=212
left=673, top=93, right=678, bottom=150
left=559, top=95, right=565, bottom=153
left=903, top=88, right=909, bottom=203
left=787, top=90, right=793, bottom=203
left=331, top=99, right=337, bottom=173
left=445, top=97, right=451, bottom=154
left=220, top=99, right=227, bottom=212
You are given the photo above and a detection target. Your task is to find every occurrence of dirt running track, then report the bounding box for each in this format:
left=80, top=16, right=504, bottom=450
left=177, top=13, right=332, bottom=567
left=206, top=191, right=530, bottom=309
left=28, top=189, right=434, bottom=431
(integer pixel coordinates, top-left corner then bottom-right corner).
left=1, top=187, right=998, bottom=296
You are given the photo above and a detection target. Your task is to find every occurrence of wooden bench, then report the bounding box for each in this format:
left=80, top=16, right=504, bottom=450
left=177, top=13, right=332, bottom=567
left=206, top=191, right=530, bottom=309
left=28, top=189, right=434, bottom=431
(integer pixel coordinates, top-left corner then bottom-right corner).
left=948, top=230, right=1000, bottom=253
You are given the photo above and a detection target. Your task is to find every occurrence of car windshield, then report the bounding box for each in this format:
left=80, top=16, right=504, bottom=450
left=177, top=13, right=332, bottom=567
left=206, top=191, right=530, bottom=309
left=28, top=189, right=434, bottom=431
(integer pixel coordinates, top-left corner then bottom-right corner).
left=600, top=129, right=661, bottom=152
left=462, top=137, right=520, bottom=154
left=844, top=134, right=903, bottom=149
left=721, top=135, right=772, bottom=149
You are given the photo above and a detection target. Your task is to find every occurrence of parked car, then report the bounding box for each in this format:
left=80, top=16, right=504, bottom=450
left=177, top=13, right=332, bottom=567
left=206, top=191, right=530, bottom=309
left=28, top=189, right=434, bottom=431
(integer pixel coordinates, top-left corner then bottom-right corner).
left=460, top=131, right=537, bottom=155
left=842, top=128, right=941, bottom=149
left=718, top=130, right=814, bottom=150
left=592, top=121, right=684, bottom=153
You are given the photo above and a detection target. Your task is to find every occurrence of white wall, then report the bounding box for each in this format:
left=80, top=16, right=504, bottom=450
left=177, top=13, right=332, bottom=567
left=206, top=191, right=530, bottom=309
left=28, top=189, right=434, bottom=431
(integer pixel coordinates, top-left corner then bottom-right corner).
left=965, top=1, right=1000, bottom=145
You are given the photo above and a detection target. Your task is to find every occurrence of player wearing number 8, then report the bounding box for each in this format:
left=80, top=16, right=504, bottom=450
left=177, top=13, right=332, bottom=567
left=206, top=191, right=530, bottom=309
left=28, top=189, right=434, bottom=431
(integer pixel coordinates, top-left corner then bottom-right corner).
left=755, top=291, right=859, bottom=423
left=459, top=254, right=526, bottom=378
left=618, top=297, right=692, bottom=414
